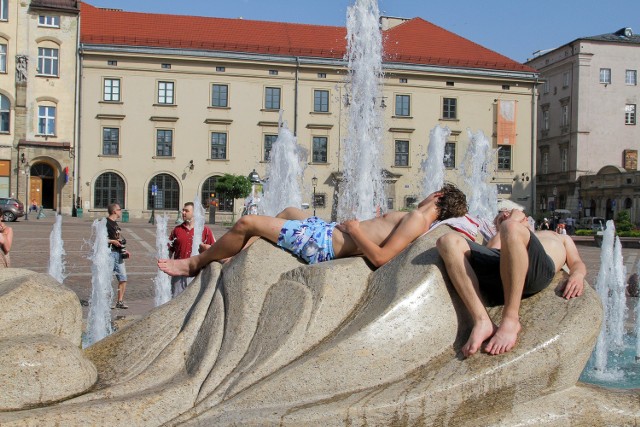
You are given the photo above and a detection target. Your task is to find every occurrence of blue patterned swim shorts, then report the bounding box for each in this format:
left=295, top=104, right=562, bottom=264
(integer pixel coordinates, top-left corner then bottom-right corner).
left=277, top=216, right=336, bottom=264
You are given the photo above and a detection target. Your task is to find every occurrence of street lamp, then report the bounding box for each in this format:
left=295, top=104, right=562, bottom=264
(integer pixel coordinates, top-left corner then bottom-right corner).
left=248, top=169, right=261, bottom=184
left=312, top=175, right=318, bottom=216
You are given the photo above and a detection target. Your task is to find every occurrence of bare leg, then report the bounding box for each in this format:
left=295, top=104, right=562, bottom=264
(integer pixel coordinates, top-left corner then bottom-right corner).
left=437, top=233, right=496, bottom=357
left=158, top=215, right=287, bottom=276
left=117, top=281, right=126, bottom=302
left=484, top=219, right=530, bottom=355
left=239, top=207, right=311, bottom=251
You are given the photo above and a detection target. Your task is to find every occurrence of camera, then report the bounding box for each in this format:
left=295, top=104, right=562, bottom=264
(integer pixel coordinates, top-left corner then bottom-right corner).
left=119, top=238, right=129, bottom=259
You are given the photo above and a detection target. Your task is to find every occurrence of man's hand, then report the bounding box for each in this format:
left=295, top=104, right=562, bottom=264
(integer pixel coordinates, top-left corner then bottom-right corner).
left=199, top=243, right=211, bottom=253
left=562, top=272, right=584, bottom=299
left=336, top=219, right=360, bottom=235
left=110, top=240, right=122, bottom=247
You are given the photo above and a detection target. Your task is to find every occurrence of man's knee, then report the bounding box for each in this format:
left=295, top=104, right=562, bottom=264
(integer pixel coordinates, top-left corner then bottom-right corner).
left=499, top=219, right=530, bottom=243
left=436, top=232, right=467, bottom=257
left=233, top=215, right=254, bottom=233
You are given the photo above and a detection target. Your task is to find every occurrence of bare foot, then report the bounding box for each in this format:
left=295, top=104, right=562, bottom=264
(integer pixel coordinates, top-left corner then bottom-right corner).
left=462, top=319, right=497, bottom=357
left=157, top=258, right=197, bottom=277
left=484, top=316, right=521, bottom=355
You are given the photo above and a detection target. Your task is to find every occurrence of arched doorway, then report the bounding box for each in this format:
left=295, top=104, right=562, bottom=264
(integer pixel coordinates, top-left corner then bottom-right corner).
left=29, top=162, right=56, bottom=209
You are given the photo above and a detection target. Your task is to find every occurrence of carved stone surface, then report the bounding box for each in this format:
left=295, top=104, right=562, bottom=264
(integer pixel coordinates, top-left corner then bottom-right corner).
left=0, top=230, right=637, bottom=426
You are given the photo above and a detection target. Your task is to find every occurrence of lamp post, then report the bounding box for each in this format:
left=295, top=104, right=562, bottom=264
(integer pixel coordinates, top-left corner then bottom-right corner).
left=22, top=155, right=29, bottom=221
left=312, top=175, right=318, bottom=216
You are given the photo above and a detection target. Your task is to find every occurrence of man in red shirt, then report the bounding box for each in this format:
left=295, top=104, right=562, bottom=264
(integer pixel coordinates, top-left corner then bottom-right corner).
left=168, top=202, right=216, bottom=297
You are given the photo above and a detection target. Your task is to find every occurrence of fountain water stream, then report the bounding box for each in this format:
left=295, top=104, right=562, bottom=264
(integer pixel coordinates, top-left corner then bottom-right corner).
left=83, top=218, right=113, bottom=348
left=337, top=0, right=385, bottom=221
left=154, top=213, right=171, bottom=306
left=191, top=196, right=206, bottom=256
left=420, top=126, right=448, bottom=197
left=261, top=114, right=306, bottom=216
left=48, top=214, right=66, bottom=283
left=461, top=130, right=498, bottom=220
left=581, top=220, right=639, bottom=387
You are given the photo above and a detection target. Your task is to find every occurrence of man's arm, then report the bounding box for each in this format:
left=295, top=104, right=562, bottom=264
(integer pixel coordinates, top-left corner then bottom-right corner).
left=336, top=211, right=426, bottom=268
left=560, top=234, right=586, bottom=299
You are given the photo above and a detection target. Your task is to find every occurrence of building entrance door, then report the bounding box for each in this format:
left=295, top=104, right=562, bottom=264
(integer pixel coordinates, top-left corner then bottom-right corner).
left=29, top=163, right=56, bottom=210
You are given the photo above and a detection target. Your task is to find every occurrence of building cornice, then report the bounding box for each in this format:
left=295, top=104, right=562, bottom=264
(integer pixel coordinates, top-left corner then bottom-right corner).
left=80, top=44, right=539, bottom=82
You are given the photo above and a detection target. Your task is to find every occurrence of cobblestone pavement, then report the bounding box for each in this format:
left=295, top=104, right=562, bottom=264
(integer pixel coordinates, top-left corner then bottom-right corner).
left=7, top=214, right=639, bottom=320
left=9, top=212, right=230, bottom=319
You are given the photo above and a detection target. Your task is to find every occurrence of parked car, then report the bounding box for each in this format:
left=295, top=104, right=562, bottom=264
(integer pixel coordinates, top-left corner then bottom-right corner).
left=0, top=198, right=25, bottom=222
left=577, top=216, right=606, bottom=231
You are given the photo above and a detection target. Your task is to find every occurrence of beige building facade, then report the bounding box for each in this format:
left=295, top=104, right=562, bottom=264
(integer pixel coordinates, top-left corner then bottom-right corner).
left=0, top=0, right=79, bottom=215
left=526, top=27, right=640, bottom=222
left=78, top=6, right=539, bottom=221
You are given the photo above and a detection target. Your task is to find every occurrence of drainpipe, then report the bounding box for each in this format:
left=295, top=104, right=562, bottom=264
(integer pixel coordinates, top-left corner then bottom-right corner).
left=294, top=57, right=300, bottom=136
left=72, top=16, right=82, bottom=215
left=531, top=78, right=538, bottom=216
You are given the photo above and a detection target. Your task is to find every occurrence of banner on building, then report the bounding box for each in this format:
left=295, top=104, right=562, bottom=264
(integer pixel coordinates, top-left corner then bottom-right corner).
left=497, top=100, right=517, bottom=145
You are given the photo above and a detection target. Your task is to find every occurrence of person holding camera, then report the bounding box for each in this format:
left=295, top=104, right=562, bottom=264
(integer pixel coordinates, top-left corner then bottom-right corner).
left=107, top=203, right=130, bottom=309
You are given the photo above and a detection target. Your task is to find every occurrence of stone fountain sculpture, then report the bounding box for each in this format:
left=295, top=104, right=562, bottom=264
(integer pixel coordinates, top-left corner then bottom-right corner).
left=0, top=228, right=637, bottom=426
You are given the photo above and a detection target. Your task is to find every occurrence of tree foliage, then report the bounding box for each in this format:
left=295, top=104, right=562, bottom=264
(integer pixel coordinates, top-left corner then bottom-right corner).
left=214, top=174, right=252, bottom=200
left=615, top=210, right=634, bottom=232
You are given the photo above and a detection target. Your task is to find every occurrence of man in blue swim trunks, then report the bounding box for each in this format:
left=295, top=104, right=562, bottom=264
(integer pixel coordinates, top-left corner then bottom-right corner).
left=159, top=183, right=468, bottom=276
left=436, top=207, right=586, bottom=358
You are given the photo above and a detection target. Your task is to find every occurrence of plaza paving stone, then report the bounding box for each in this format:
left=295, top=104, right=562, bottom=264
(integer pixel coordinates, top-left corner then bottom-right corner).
left=9, top=212, right=230, bottom=320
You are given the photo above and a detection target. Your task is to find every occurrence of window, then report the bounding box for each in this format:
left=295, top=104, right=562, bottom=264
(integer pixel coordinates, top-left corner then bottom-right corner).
left=562, top=71, right=570, bottom=88
left=561, top=105, right=569, bottom=127
left=400, top=78, right=408, bottom=83
left=269, top=69, right=278, bottom=75
left=0, top=43, right=6, bottom=73
left=313, top=194, right=326, bottom=208
left=38, top=15, right=60, bottom=27
left=543, top=80, right=549, bottom=94
left=157, top=81, right=174, bottom=104
left=502, top=85, right=511, bottom=90
left=497, top=145, right=511, bottom=170
left=313, top=90, right=329, bottom=113
left=0, top=0, right=7, bottom=20
left=560, top=147, right=568, bottom=172
left=442, top=98, right=457, bottom=119
left=265, top=87, right=281, bottom=110
left=446, top=81, right=455, bottom=87
left=216, top=66, right=225, bottom=72
left=317, top=73, right=326, bottom=78
left=395, top=94, right=410, bottom=116
left=156, top=129, right=173, bottom=156
left=263, top=134, right=277, bottom=161
left=94, top=172, right=125, bottom=209
left=599, top=68, right=611, bottom=84
left=102, top=127, right=119, bottom=155
left=161, top=63, right=171, bottom=69
left=542, top=109, right=550, bottom=131
left=37, top=47, right=59, bottom=76
left=625, top=104, right=636, bottom=125
left=405, top=196, right=417, bottom=208
left=210, top=132, right=227, bottom=160
left=211, top=84, right=228, bottom=107
left=202, top=175, right=233, bottom=212
left=107, top=60, right=117, bottom=66
left=38, top=105, right=56, bottom=135
left=148, top=174, right=179, bottom=210
left=444, top=142, right=456, bottom=168
left=541, top=151, right=549, bottom=174
left=103, top=78, right=120, bottom=102
left=394, top=140, right=409, bottom=166
left=312, top=136, right=327, bottom=163
left=0, top=94, right=9, bottom=133
left=626, top=70, right=637, bottom=85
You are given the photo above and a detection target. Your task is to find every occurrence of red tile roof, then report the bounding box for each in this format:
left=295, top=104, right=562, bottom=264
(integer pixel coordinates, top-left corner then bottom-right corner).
left=79, top=2, right=533, bottom=73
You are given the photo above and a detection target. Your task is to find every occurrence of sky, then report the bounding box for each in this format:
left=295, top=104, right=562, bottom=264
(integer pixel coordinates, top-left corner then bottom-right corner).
left=87, top=0, right=639, bottom=63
